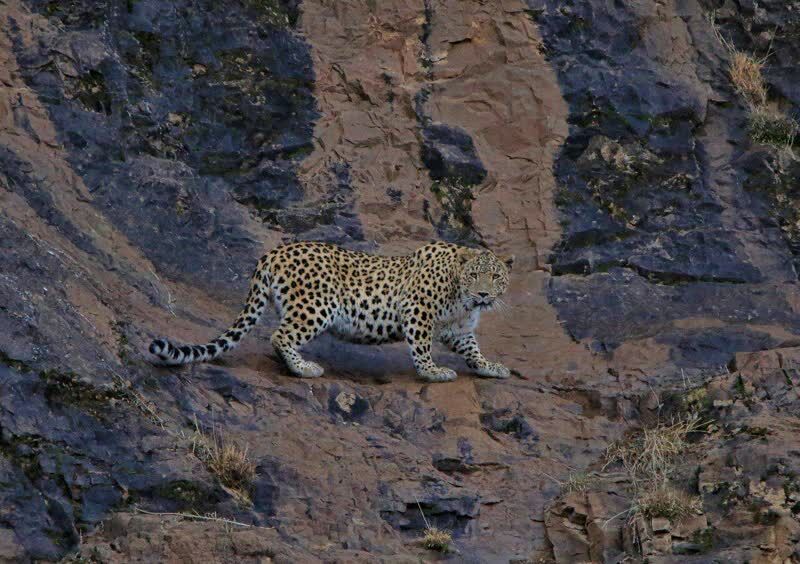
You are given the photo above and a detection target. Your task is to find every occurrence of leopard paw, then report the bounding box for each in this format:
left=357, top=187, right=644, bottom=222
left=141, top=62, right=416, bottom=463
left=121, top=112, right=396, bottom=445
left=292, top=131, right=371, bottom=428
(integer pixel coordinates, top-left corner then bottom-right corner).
left=419, top=366, right=457, bottom=383
left=476, top=362, right=511, bottom=379
left=291, top=360, right=324, bottom=378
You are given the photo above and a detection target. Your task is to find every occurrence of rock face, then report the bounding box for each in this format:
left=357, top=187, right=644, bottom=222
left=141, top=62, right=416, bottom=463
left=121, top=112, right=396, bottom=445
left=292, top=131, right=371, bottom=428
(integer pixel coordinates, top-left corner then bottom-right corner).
left=534, top=0, right=800, bottom=372
left=1, top=0, right=800, bottom=561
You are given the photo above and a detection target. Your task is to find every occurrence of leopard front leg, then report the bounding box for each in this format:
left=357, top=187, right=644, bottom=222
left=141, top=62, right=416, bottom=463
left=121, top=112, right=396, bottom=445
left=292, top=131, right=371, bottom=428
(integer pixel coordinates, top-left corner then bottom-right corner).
left=440, top=331, right=510, bottom=379
left=402, top=308, right=457, bottom=383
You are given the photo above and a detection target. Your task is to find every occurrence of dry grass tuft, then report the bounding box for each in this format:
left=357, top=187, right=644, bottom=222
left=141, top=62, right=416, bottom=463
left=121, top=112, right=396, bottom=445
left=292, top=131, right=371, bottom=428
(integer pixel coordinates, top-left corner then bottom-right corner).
left=602, top=415, right=707, bottom=528
left=605, top=416, right=705, bottom=487
left=192, top=419, right=255, bottom=503
left=710, top=13, right=796, bottom=149
left=729, top=51, right=768, bottom=108
left=562, top=472, right=598, bottom=493
left=748, top=107, right=799, bottom=149
left=206, top=441, right=255, bottom=494
left=635, top=486, right=703, bottom=522
left=421, top=527, right=452, bottom=552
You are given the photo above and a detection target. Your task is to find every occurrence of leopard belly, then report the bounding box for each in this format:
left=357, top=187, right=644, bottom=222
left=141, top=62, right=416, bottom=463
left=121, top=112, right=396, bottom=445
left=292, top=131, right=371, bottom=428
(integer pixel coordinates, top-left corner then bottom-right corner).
left=329, top=290, right=405, bottom=345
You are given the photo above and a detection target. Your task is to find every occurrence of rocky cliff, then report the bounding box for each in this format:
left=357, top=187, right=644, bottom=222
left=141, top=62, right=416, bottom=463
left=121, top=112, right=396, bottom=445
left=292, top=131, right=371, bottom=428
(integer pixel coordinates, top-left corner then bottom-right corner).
left=1, top=0, right=800, bottom=561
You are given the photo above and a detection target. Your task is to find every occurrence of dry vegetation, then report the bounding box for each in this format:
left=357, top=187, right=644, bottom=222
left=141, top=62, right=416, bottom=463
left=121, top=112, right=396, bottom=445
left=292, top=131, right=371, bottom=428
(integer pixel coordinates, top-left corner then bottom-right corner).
left=562, top=472, right=598, bottom=493
left=604, top=413, right=705, bottom=523
left=543, top=382, right=714, bottom=533
left=605, top=416, right=704, bottom=488
left=712, top=14, right=797, bottom=149
left=748, top=107, right=799, bottom=148
left=415, top=498, right=452, bottom=553
left=729, top=51, right=768, bottom=109
left=421, top=527, right=453, bottom=552
left=133, top=506, right=259, bottom=529
left=191, top=419, right=256, bottom=503
left=635, top=486, right=703, bottom=521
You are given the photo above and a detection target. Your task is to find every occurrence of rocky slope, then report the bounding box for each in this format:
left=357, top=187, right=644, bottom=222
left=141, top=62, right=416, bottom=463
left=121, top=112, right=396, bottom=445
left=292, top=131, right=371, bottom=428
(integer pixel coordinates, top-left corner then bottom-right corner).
left=1, top=0, right=800, bottom=561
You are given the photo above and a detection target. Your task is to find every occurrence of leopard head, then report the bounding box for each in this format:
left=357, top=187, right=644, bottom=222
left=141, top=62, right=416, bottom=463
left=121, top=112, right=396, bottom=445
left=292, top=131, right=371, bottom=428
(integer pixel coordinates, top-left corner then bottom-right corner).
left=457, top=249, right=514, bottom=309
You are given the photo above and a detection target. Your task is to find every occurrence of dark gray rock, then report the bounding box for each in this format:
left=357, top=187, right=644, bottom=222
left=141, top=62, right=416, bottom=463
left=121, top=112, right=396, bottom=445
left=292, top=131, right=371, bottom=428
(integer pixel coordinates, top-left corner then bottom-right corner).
left=15, top=0, right=318, bottom=298
left=533, top=0, right=800, bottom=368
left=420, top=123, right=487, bottom=187
left=480, top=408, right=539, bottom=446
left=550, top=268, right=799, bottom=362
left=380, top=480, right=480, bottom=537
left=0, top=364, right=225, bottom=558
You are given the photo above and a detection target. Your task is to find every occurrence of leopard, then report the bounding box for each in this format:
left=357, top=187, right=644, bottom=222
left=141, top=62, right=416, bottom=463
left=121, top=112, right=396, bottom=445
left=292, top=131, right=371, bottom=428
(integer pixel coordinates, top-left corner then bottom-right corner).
left=148, top=241, right=514, bottom=383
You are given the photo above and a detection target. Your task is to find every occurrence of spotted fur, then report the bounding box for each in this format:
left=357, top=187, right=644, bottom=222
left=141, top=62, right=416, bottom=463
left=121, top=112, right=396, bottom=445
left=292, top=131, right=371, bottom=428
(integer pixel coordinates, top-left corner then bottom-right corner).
left=149, top=241, right=513, bottom=382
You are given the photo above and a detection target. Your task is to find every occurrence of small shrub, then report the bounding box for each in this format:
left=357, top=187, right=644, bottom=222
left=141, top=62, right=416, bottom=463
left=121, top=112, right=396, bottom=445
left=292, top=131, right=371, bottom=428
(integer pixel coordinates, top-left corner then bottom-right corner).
left=748, top=108, right=799, bottom=149
left=683, top=385, right=711, bottom=415
left=602, top=406, right=709, bottom=530
left=206, top=441, right=255, bottom=494
left=729, top=52, right=767, bottom=108
left=421, top=527, right=452, bottom=552
left=636, top=487, right=702, bottom=522
left=711, top=14, right=798, bottom=149
left=192, top=420, right=255, bottom=503
left=605, top=416, right=705, bottom=487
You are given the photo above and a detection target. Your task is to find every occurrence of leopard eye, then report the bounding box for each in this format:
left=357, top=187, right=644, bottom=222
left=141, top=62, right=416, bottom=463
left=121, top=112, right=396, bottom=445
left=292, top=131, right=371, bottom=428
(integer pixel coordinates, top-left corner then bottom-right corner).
left=492, top=273, right=502, bottom=280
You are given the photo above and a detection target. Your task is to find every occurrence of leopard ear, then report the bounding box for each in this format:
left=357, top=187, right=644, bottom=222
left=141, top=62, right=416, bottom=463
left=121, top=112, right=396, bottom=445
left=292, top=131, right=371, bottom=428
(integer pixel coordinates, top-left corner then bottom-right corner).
left=457, top=248, right=478, bottom=265
left=502, top=255, right=515, bottom=271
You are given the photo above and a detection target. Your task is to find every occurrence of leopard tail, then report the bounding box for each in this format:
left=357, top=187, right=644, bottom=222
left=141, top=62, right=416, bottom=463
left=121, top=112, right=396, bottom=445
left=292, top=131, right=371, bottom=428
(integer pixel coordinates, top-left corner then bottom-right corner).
left=148, top=262, right=271, bottom=365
